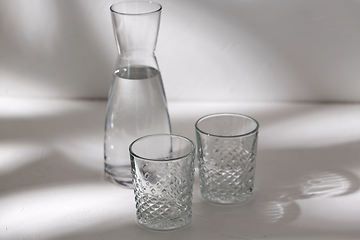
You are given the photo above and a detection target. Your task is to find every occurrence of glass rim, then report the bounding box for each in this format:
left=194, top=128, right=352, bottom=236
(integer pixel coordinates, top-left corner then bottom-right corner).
left=110, top=1, right=162, bottom=16
left=195, top=113, right=259, bottom=138
left=129, top=134, right=195, bottom=162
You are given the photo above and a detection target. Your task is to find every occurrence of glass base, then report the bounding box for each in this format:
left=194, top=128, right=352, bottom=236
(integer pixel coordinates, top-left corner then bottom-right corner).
left=137, top=214, right=191, bottom=231
left=201, top=192, right=252, bottom=205
left=104, top=164, right=133, bottom=188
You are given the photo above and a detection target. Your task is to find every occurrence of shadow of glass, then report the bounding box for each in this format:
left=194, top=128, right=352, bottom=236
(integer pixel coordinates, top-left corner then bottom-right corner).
left=256, top=143, right=360, bottom=198
left=169, top=102, right=360, bottom=234
left=300, top=170, right=359, bottom=198
left=2, top=99, right=360, bottom=239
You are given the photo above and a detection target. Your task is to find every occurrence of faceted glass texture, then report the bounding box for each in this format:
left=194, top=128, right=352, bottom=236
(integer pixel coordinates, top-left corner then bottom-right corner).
left=130, top=134, right=195, bottom=230
left=196, top=113, right=259, bottom=204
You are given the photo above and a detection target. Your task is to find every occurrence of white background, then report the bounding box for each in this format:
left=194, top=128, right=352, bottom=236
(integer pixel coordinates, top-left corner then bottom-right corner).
left=1, top=0, right=360, bottom=102
left=2, top=1, right=360, bottom=239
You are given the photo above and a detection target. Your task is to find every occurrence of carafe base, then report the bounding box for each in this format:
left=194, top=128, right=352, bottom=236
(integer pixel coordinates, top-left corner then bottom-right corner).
left=104, top=164, right=133, bottom=188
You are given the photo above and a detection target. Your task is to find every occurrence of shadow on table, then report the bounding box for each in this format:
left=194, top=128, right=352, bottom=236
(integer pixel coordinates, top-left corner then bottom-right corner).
left=1, top=100, right=360, bottom=240
left=0, top=100, right=107, bottom=198
left=187, top=141, right=360, bottom=239
left=0, top=149, right=103, bottom=198
left=40, top=141, right=360, bottom=240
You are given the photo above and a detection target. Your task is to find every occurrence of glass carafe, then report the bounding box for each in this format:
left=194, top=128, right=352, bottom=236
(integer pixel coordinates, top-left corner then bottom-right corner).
left=104, top=1, right=171, bottom=187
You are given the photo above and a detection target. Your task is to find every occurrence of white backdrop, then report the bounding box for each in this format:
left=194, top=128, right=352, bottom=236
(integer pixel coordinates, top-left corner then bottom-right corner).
left=1, top=0, right=360, bottom=102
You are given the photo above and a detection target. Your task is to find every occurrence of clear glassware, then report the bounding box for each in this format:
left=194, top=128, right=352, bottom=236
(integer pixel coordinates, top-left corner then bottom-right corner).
left=104, top=2, right=171, bottom=187
left=195, top=113, right=259, bottom=204
left=129, top=134, right=195, bottom=230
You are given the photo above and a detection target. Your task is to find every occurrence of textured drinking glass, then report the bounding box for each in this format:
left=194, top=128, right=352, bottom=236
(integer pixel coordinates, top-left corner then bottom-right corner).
left=130, top=134, right=195, bottom=230
left=195, top=113, right=259, bottom=204
left=104, top=2, right=171, bottom=187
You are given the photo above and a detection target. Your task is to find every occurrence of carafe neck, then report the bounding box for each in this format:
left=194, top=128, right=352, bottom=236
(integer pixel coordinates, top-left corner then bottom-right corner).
left=116, top=50, right=159, bottom=70
left=111, top=2, right=161, bottom=55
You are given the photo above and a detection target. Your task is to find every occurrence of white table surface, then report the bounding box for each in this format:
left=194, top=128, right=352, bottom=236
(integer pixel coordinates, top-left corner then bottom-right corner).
left=1, top=98, right=360, bottom=240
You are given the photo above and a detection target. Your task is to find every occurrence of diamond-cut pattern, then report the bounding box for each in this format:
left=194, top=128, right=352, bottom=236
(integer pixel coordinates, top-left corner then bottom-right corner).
left=198, top=136, right=257, bottom=204
left=132, top=156, right=194, bottom=230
